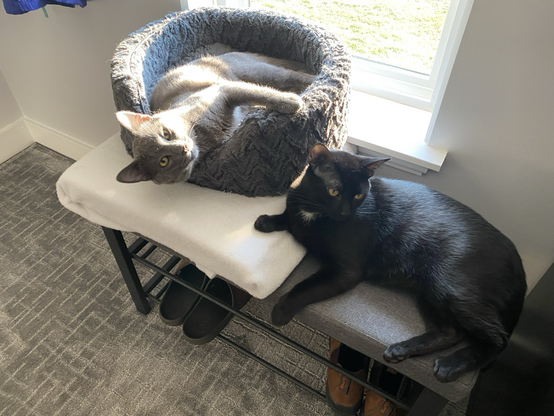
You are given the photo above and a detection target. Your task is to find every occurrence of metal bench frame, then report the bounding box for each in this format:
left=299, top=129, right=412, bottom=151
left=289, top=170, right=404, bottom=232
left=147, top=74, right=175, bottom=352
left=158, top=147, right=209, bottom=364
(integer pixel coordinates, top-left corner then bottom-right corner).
left=103, top=227, right=450, bottom=415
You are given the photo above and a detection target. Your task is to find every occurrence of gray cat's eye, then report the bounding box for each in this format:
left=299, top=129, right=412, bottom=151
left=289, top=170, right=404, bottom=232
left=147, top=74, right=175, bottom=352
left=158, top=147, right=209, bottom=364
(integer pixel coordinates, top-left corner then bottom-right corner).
left=162, top=128, right=171, bottom=140
left=159, top=156, right=169, bottom=167
left=328, top=188, right=339, bottom=197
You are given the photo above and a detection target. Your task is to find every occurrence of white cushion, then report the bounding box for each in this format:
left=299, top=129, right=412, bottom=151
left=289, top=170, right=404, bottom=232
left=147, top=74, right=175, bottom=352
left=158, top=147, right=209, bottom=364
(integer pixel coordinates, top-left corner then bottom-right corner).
left=56, top=134, right=306, bottom=299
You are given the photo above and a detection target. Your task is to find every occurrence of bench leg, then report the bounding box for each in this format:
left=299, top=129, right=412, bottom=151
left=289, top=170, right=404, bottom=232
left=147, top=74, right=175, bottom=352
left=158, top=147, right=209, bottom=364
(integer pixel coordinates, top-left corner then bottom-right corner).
left=407, top=388, right=448, bottom=416
left=102, top=227, right=151, bottom=314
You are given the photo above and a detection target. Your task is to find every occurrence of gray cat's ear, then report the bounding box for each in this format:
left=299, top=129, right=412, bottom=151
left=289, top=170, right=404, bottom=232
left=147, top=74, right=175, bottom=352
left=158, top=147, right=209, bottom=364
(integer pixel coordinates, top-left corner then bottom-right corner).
left=362, top=157, right=390, bottom=177
left=116, top=111, right=152, bottom=133
left=116, top=161, right=153, bottom=183
left=308, top=143, right=333, bottom=167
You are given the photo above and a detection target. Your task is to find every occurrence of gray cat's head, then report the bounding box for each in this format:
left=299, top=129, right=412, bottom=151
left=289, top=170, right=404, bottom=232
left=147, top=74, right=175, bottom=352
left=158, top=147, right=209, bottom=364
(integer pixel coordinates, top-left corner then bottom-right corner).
left=115, top=111, right=198, bottom=184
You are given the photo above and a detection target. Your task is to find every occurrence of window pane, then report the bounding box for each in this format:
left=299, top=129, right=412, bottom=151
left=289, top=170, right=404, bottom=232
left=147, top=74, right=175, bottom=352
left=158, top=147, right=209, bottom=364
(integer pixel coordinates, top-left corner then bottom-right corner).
left=250, top=0, right=450, bottom=75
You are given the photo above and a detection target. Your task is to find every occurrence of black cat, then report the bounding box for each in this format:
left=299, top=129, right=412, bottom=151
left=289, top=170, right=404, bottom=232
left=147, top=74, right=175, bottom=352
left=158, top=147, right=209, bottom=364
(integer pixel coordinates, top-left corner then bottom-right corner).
left=255, top=144, right=527, bottom=382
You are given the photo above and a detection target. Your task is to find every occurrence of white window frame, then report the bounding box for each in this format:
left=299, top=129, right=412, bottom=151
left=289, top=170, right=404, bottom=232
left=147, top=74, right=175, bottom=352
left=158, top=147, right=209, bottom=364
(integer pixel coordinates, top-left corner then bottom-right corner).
left=181, top=0, right=475, bottom=174
left=351, top=0, right=473, bottom=114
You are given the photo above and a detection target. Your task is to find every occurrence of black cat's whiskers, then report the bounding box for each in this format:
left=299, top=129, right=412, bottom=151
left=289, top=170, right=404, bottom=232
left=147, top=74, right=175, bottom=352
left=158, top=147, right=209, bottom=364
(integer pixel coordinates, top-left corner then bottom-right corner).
left=358, top=208, right=381, bottom=215
left=286, top=193, right=326, bottom=212
left=296, top=210, right=321, bottom=223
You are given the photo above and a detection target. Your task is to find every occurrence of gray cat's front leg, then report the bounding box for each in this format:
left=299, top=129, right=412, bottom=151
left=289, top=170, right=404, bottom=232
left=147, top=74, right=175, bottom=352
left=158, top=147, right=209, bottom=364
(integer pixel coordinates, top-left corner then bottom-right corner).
left=219, top=83, right=303, bottom=114
left=219, top=52, right=315, bottom=93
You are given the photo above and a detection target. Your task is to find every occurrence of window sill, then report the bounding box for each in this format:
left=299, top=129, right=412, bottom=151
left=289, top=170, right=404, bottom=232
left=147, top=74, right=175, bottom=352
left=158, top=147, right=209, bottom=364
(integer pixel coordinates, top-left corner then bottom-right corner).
left=346, top=91, right=448, bottom=176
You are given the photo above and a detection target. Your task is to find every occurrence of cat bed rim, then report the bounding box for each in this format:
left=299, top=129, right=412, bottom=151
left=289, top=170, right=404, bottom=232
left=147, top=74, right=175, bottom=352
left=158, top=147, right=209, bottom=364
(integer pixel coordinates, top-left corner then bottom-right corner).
left=110, top=6, right=351, bottom=197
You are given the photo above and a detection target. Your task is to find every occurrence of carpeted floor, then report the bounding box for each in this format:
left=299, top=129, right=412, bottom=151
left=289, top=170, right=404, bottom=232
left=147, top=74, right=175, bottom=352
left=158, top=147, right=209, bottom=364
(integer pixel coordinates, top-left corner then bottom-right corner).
left=0, top=144, right=469, bottom=415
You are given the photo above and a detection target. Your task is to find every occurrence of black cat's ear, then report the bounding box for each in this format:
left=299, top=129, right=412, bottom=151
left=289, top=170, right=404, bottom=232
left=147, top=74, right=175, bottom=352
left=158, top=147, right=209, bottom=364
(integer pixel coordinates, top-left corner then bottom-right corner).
left=116, top=161, right=153, bottom=183
left=361, top=157, right=390, bottom=177
left=308, top=143, right=333, bottom=168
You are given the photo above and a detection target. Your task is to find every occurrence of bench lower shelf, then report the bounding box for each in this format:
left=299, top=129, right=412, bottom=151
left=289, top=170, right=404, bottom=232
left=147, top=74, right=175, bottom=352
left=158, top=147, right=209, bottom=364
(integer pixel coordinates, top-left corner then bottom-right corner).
left=102, top=226, right=450, bottom=416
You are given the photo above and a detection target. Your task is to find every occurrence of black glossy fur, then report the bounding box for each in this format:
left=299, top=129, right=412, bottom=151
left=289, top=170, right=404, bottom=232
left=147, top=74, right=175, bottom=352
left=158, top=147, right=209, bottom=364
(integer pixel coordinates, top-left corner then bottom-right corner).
left=255, top=144, right=527, bottom=382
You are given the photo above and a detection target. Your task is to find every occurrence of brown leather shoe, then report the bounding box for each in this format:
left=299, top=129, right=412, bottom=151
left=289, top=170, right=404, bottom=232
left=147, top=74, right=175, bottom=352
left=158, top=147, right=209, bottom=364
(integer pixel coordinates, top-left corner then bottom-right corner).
left=361, top=390, right=399, bottom=416
left=326, top=338, right=369, bottom=415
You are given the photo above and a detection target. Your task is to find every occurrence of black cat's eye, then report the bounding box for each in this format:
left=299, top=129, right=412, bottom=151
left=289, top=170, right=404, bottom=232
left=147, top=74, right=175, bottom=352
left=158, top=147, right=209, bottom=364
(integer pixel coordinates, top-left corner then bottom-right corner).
left=354, top=193, right=364, bottom=200
left=328, top=188, right=339, bottom=197
left=159, top=156, right=169, bottom=167
left=162, top=128, right=171, bottom=140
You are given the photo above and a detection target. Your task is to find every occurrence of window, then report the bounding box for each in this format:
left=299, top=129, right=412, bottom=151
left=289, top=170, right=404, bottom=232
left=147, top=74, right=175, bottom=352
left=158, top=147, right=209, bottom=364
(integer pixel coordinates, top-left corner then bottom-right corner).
left=248, top=0, right=472, bottom=112
left=182, top=0, right=474, bottom=173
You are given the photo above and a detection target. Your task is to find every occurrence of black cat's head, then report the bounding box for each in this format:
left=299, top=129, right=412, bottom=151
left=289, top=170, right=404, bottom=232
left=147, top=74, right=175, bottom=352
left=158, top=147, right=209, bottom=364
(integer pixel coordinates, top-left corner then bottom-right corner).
left=115, top=111, right=198, bottom=184
left=293, top=144, right=389, bottom=221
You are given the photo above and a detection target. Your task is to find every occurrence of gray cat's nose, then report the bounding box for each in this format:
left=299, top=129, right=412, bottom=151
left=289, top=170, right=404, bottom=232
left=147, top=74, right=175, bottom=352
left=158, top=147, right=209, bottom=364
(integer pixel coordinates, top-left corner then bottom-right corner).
left=181, top=143, right=194, bottom=156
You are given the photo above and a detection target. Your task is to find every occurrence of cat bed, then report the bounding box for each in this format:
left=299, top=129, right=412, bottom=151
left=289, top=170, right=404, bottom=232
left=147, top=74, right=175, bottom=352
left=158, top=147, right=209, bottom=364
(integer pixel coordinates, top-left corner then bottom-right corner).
left=110, top=6, right=351, bottom=197
left=56, top=134, right=307, bottom=299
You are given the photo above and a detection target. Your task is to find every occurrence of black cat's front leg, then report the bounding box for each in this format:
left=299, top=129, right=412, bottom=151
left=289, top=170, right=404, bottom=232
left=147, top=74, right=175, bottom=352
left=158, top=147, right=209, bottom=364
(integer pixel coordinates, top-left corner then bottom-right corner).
left=272, top=266, right=363, bottom=326
left=255, top=212, right=289, bottom=233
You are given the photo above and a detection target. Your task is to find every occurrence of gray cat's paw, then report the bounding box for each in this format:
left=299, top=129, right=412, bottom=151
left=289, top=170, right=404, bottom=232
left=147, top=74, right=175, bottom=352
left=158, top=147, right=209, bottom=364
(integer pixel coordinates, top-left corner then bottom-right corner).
left=268, top=93, right=303, bottom=114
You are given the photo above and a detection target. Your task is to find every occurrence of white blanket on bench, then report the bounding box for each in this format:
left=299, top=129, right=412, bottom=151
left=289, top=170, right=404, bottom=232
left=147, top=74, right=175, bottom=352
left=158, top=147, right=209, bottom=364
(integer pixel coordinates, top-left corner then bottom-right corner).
left=56, top=134, right=306, bottom=299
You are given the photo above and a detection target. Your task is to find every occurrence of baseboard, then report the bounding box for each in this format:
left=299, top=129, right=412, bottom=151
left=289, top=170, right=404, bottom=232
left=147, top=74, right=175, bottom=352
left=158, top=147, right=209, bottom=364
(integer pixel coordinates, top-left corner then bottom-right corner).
left=24, top=118, right=95, bottom=161
left=0, top=118, right=35, bottom=164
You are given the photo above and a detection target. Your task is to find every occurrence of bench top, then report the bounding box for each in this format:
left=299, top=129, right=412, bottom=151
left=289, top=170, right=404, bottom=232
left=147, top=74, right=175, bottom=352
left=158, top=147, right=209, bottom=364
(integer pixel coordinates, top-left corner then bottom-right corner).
left=266, top=255, right=478, bottom=403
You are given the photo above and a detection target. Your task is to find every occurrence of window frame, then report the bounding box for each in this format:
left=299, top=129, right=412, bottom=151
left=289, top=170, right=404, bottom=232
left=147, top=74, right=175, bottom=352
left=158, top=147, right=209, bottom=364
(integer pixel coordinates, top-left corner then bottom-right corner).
left=349, top=0, right=473, bottom=115
left=181, top=0, right=475, bottom=173
left=183, top=0, right=473, bottom=117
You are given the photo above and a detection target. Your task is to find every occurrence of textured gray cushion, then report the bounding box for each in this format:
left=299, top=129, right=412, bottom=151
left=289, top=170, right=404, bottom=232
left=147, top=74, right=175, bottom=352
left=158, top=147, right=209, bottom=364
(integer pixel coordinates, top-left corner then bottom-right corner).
left=266, top=255, right=479, bottom=403
left=110, top=7, right=351, bottom=197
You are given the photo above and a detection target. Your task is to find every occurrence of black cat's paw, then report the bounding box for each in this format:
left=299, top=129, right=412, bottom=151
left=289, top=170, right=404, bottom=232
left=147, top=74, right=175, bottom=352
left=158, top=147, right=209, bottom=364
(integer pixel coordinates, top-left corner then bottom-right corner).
left=433, top=356, right=467, bottom=383
left=255, top=215, right=277, bottom=233
left=383, top=342, right=411, bottom=364
left=270, top=301, right=295, bottom=326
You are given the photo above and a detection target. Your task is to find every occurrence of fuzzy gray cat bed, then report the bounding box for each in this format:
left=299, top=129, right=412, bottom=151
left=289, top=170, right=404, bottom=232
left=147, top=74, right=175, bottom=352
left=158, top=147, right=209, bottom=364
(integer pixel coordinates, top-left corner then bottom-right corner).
left=110, top=6, right=351, bottom=197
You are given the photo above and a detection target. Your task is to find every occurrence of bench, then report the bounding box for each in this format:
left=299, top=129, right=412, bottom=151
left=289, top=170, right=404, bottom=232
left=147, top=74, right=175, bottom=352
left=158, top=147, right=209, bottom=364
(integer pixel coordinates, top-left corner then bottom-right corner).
left=56, top=135, right=477, bottom=415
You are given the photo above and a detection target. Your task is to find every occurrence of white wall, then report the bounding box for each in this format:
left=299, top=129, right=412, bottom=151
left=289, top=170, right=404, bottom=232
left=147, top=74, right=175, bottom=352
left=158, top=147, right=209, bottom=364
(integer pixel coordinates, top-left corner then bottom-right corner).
left=0, top=70, right=33, bottom=163
left=0, top=0, right=552, bottom=290
left=0, top=71, right=21, bottom=127
left=380, top=0, right=554, bottom=290
left=0, top=0, right=181, bottom=158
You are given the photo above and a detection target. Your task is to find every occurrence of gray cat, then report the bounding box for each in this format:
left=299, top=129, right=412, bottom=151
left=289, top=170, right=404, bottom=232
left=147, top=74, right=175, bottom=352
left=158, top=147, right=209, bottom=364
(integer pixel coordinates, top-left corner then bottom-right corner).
left=115, top=52, right=315, bottom=184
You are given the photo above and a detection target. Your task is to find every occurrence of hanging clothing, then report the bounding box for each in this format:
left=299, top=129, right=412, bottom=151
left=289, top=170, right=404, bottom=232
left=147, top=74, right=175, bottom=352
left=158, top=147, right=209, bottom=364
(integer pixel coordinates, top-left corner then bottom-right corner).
left=2, top=0, right=86, bottom=15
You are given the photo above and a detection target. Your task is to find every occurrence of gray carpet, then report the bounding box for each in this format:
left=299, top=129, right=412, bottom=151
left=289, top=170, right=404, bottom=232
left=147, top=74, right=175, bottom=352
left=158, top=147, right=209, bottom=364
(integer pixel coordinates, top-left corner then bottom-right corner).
left=0, top=144, right=468, bottom=416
